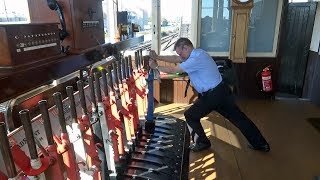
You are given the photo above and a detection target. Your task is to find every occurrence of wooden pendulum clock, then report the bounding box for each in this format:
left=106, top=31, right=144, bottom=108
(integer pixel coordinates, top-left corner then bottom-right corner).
left=229, top=0, right=254, bottom=63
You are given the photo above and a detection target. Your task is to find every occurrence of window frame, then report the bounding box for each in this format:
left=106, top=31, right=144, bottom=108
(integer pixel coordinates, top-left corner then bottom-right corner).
left=191, top=0, right=284, bottom=58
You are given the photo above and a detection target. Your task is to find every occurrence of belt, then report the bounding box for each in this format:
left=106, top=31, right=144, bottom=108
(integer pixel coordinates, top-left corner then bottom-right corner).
left=199, top=82, right=223, bottom=96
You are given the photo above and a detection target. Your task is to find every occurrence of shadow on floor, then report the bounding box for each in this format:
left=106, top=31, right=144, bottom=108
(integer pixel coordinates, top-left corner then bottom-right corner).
left=307, top=117, right=320, bottom=133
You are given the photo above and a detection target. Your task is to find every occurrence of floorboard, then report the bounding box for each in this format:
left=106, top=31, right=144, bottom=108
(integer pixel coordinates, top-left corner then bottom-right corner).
left=155, top=99, right=320, bottom=180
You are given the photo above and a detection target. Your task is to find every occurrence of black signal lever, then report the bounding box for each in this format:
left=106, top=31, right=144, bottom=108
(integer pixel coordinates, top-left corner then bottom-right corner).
left=47, top=0, right=69, bottom=41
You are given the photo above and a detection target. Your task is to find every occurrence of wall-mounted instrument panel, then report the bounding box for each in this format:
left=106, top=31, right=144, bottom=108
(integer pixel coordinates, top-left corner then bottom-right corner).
left=0, top=23, right=61, bottom=70
left=28, top=0, right=105, bottom=53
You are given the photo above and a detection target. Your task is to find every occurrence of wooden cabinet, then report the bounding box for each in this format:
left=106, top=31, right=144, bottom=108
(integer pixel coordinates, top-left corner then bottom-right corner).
left=229, top=0, right=253, bottom=63
left=154, top=61, right=197, bottom=104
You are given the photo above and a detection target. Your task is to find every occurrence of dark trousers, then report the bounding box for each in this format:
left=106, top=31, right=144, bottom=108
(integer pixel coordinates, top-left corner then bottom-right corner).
left=185, top=82, right=268, bottom=146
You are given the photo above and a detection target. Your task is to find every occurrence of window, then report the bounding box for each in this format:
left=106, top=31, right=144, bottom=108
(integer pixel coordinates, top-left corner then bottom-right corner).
left=0, top=0, right=29, bottom=23
left=118, top=0, right=152, bottom=42
left=199, top=0, right=282, bottom=57
left=160, top=0, right=192, bottom=52
left=247, top=0, right=280, bottom=53
left=103, top=0, right=152, bottom=43
left=200, top=0, right=231, bottom=53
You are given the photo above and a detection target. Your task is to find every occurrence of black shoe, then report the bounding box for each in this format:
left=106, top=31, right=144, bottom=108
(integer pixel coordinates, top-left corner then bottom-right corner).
left=189, top=141, right=211, bottom=152
left=248, top=143, right=270, bottom=152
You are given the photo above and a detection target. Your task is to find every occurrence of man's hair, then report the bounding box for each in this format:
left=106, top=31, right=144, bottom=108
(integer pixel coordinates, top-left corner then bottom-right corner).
left=174, top=38, right=194, bottom=50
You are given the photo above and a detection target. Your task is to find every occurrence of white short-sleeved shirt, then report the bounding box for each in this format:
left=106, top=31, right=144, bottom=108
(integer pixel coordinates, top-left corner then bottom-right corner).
left=179, top=49, right=222, bottom=93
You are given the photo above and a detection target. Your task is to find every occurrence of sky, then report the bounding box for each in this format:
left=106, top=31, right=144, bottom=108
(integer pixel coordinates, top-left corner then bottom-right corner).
left=117, top=0, right=192, bottom=21
left=161, top=0, right=192, bottom=20
left=0, top=0, right=192, bottom=22
left=0, top=0, right=29, bottom=17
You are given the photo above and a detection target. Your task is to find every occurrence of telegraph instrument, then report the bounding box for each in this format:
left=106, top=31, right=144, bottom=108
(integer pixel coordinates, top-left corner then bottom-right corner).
left=0, top=23, right=61, bottom=70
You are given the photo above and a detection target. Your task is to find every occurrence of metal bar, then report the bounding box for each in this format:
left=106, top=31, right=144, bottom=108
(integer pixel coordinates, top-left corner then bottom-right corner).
left=52, top=92, right=67, bottom=133
left=33, top=104, right=65, bottom=180
left=121, top=57, right=126, bottom=80
left=34, top=138, right=49, bottom=157
left=0, top=122, right=17, bottom=178
left=66, top=86, right=77, bottom=124
left=128, top=55, right=133, bottom=77
left=113, top=36, right=144, bottom=51
left=19, top=109, right=38, bottom=159
left=77, top=80, right=88, bottom=115
left=139, top=49, right=143, bottom=69
left=88, top=76, right=97, bottom=113
left=93, top=71, right=118, bottom=177
left=135, top=51, right=140, bottom=69
left=128, top=158, right=163, bottom=166
left=124, top=57, right=129, bottom=79
left=116, top=60, right=123, bottom=83
left=38, top=100, right=54, bottom=145
left=100, top=69, right=109, bottom=97
left=112, top=62, right=119, bottom=88
left=94, top=73, right=103, bottom=103
left=87, top=74, right=108, bottom=179
left=66, top=86, right=91, bottom=179
left=146, top=70, right=154, bottom=121
left=19, top=110, right=47, bottom=179
left=134, top=51, right=138, bottom=70
left=107, top=66, right=114, bottom=93
left=123, top=173, right=151, bottom=180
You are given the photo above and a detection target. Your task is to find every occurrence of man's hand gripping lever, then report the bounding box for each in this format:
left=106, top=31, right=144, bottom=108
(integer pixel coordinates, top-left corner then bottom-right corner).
left=148, top=51, right=161, bottom=82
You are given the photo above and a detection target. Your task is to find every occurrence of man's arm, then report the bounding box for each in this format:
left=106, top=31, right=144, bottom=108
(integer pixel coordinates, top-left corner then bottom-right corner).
left=157, top=65, right=184, bottom=74
left=156, top=55, right=183, bottom=63
left=150, top=50, right=183, bottom=63
left=149, top=60, right=184, bottom=74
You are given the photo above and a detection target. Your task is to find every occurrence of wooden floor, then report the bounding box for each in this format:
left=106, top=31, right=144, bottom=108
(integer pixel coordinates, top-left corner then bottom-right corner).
left=154, top=98, right=320, bottom=180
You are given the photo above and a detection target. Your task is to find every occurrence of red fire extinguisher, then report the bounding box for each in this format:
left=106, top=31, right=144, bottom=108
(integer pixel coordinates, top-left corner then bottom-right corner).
left=260, top=65, right=273, bottom=92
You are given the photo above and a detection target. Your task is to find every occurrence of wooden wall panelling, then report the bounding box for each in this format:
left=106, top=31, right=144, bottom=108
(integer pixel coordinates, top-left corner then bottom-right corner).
left=174, top=80, right=181, bottom=103
left=178, top=79, right=187, bottom=103
left=28, top=0, right=105, bottom=52
left=178, top=80, right=184, bottom=102
left=233, top=57, right=277, bottom=99
left=27, top=0, right=58, bottom=23
left=159, top=79, right=171, bottom=103
left=157, top=61, right=171, bottom=103
left=156, top=58, right=225, bottom=103
left=153, top=81, right=160, bottom=103
left=156, top=57, right=279, bottom=102
left=0, top=27, right=12, bottom=66
left=173, top=78, right=197, bottom=104
left=166, top=79, right=173, bottom=102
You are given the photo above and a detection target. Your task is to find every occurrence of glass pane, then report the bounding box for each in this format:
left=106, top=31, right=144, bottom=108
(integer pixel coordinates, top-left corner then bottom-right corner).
left=118, top=0, right=152, bottom=42
left=103, top=0, right=152, bottom=43
left=0, top=0, right=29, bottom=23
left=248, top=0, right=279, bottom=52
left=161, top=0, right=192, bottom=52
left=200, top=0, right=231, bottom=52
